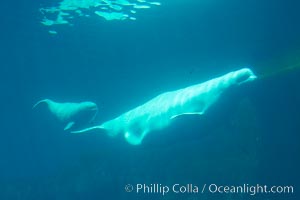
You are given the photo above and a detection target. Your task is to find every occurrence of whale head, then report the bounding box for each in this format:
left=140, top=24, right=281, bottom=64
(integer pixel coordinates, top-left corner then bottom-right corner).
left=234, top=68, right=257, bottom=85
left=80, top=101, right=98, bottom=111
left=68, top=101, right=99, bottom=126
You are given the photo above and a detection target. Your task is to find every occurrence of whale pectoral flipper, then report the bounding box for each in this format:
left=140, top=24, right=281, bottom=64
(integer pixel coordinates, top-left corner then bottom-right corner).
left=71, top=125, right=105, bottom=134
left=124, top=130, right=149, bottom=145
left=171, top=112, right=204, bottom=120
left=64, top=121, right=75, bottom=131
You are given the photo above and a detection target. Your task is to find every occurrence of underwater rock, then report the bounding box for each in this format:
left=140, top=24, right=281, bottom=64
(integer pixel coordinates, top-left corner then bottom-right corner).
left=72, top=68, right=257, bottom=145
left=33, top=99, right=98, bottom=130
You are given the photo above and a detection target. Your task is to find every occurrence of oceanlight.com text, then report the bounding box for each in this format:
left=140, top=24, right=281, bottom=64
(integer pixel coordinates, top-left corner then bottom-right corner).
left=124, top=183, right=294, bottom=196
left=207, top=184, right=294, bottom=196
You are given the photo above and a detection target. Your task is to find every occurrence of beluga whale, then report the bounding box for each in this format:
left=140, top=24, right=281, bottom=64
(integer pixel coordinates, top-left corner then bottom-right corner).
left=33, top=99, right=98, bottom=130
left=72, top=68, right=257, bottom=145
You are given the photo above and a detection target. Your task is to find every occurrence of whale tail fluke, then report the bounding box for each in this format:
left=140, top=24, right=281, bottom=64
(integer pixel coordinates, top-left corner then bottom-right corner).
left=33, top=99, right=51, bottom=109
left=71, top=125, right=105, bottom=134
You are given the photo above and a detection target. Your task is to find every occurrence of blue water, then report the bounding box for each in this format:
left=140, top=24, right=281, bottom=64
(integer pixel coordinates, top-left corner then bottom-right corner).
left=0, top=0, right=299, bottom=199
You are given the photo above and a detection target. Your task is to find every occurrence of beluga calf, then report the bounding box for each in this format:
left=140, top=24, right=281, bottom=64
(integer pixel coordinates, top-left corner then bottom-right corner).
left=33, top=99, right=98, bottom=130
left=72, top=68, right=256, bottom=145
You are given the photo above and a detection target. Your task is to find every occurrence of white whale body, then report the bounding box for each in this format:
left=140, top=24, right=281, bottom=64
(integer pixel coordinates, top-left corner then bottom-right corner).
left=72, top=68, right=257, bottom=145
left=33, top=99, right=98, bottom=130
